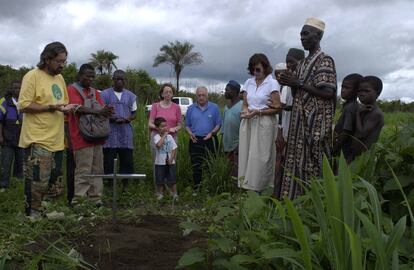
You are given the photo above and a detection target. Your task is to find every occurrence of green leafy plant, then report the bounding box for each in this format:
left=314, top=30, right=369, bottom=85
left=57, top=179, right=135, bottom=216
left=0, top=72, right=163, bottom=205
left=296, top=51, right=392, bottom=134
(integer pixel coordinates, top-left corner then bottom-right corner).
left=200, top=141, right=235, bottom=195
left=177, top=154, right=414, bottom=269
left=351, top=123, right=414, bottom=224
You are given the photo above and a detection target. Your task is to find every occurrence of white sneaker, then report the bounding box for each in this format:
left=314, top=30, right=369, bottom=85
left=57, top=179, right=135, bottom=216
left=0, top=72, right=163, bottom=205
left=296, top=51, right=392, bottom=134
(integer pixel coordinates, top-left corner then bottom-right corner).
left=27, top=211, right=42, bottom=222
left=156, top=193, right=164, bottom=200
left=95, top=200, right=103, bottom=208
left=172, top=193, right=179, bottom=201
left=46, top=211, right=65, bottom=220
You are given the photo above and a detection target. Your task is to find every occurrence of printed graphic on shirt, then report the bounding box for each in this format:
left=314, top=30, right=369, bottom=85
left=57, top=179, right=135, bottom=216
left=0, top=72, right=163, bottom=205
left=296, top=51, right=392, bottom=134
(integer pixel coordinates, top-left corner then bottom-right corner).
left=154, top=134, right=178, bottom=165
left=159, top=138, right=174, bottom=154
left=52, top=84, right=63, bottom=100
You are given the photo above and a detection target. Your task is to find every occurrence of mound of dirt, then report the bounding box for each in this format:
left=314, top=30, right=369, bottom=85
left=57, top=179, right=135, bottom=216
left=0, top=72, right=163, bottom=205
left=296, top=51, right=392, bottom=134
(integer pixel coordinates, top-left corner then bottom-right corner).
left=76, top=215, right=203, bottom=270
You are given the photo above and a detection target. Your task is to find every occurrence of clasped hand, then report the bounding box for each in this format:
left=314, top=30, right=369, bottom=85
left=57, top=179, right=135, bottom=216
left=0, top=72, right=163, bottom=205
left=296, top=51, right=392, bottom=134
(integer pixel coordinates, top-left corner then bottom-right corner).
left=189, top=132, right=212, bottom=143
left=99, top=105, right=114, bottom=117
left=240, top=109, right=259, bottom=119
left=278, top=70, right=300, bottom=88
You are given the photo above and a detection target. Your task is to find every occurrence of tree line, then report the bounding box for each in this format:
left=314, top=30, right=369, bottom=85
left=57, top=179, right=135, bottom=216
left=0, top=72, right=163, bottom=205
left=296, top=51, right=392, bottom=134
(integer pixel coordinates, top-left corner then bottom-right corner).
left=0, top=40, right=205, bottom=105
left=0, top=62, right=228, bottom=107
left=0, top=40, right=412, bottom=110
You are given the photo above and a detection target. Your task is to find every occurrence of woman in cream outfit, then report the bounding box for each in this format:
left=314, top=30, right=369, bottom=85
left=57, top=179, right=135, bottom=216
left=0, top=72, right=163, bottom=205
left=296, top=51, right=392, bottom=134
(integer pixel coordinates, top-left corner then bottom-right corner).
left=238, top=53, right=281, bottom=191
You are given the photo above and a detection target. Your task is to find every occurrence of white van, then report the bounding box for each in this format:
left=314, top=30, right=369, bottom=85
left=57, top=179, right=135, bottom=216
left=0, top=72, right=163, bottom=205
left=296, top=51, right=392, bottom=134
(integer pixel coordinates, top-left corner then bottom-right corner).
left=172, top=97, right=193, bottom=116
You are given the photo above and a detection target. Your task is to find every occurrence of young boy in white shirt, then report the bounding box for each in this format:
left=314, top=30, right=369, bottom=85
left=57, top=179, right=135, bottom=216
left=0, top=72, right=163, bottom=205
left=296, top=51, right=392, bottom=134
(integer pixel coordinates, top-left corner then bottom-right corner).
left=153, top=117, right=178, bottom=200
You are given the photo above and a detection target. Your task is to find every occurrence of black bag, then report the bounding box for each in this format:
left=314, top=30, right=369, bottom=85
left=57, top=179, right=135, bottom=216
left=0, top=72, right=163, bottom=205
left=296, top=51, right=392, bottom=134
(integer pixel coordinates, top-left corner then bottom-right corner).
left=73, top=83, right=110, bottom=142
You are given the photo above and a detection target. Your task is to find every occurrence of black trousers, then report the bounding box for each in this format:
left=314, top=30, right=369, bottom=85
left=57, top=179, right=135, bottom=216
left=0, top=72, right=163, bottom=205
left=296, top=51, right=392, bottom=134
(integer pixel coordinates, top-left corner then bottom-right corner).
left=189, top=135, right=218, bottom=188
left=66, top=149, right=75, bottom=204
left=103, top=148, right=134, bottom=187
left=1, top=145, right=24, bottom=188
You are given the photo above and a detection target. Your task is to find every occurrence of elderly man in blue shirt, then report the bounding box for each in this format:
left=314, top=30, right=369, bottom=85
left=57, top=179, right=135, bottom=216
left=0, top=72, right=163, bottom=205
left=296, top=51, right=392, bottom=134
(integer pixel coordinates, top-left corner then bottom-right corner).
left=185, top=86, right=222, bottom=189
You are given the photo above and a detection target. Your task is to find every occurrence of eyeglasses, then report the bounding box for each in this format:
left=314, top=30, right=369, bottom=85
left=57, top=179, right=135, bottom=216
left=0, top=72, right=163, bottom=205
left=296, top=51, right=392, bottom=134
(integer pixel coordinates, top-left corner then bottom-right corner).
left=51, top=59, right=67, bottom=65
left=253, top=68, right=263, bottom=73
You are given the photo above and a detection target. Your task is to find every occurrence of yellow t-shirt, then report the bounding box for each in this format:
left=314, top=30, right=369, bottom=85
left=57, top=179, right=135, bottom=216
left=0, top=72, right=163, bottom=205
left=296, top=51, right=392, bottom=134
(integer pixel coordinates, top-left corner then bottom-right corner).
left=18, top=68, right=68, bottom=152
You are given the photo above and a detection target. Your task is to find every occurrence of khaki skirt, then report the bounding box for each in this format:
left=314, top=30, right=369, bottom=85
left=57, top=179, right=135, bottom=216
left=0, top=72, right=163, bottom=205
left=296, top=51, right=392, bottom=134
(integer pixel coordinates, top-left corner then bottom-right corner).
left=238, top=114, right=277, bottom=191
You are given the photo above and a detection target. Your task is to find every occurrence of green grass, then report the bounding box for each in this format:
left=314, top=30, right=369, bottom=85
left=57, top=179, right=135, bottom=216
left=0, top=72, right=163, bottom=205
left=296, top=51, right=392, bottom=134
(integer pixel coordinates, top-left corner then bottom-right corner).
left=0, top=177, right=212, bottom=268
left=0, top=104, right=219, bottom=268
left=178, top=154, right=414, bottom=269
left=0, top=107, right=412, bottom=268
left=0, top=179, right=103, bottom=269
left=384, top=112, right=414, bottom=125
left=381, top=112, right=414, bottom=139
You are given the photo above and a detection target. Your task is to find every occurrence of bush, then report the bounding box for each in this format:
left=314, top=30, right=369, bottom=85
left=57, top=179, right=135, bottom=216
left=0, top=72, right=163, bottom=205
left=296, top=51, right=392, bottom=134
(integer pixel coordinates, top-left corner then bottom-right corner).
left=351, top=123, right=414, bottom=224
left=178, top=155, right=414, bottom=269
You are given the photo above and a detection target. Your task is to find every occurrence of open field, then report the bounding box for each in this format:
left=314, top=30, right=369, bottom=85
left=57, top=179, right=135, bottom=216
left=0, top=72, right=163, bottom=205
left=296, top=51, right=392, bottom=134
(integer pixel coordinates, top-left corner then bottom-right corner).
left=0, top=108, right=413, bottom=269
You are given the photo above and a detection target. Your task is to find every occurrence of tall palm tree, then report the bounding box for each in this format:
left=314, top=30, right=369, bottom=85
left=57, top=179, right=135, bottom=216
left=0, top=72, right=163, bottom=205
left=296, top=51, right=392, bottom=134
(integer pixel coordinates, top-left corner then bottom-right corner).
left=103, top=51, right=119, bottom=75
left=153, top=41, right=203, bottom=91
left=90, top=50, right=119, bottom=75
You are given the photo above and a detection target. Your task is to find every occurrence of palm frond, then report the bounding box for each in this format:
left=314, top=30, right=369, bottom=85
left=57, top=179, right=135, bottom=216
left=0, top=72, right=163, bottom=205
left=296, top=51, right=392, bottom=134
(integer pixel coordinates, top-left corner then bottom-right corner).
left=152, top=40, right=203, bottom=90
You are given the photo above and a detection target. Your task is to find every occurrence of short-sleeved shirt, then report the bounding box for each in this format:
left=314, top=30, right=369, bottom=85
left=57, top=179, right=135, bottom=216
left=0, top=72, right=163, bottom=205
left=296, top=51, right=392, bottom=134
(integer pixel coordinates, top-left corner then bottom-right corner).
left=185, top=102, right=222, bottom=137
left=113, top=91, right=137, bottom=111
left=153, top=134, right=177, bottom=165
left=149, top=102, right=181, bottom=136
left=280, top=86, right=293, bottom=106
left=222, top=100, right=242, bottom=152
left=18, top=68, right=68, bottom=152
left=0, top=96, right=23, bottom=146
left=101, top=88, right=137, bottom=149
left=67, top=83, right=105, bottom=151
left=241, top=74, right=279, bottom=110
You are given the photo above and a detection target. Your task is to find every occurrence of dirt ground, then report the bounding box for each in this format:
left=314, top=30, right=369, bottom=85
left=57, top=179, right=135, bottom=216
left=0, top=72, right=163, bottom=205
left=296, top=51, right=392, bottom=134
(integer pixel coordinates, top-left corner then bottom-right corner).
left=75, top=215, right=203, bottom=270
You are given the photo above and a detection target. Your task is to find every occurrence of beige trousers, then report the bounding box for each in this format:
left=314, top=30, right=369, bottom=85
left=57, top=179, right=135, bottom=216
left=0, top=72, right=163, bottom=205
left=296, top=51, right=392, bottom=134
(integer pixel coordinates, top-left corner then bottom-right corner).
left=74, top=145, right=103, bottom=200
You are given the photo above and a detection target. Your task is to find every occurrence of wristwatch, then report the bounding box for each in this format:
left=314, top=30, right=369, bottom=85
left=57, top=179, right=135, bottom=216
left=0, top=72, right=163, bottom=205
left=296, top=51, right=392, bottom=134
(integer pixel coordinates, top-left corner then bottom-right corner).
left=298, top=80, right=304, bottom=88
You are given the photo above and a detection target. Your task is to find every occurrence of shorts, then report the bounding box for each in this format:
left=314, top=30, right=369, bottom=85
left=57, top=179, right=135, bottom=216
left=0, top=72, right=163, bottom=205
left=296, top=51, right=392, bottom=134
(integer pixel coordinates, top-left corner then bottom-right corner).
left=154, top=164, right=177, bottom=186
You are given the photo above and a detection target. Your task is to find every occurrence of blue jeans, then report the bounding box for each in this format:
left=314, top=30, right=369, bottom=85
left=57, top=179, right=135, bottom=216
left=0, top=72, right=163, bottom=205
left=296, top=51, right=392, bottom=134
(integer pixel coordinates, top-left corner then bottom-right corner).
left=1, top=145, right=24, bottom=188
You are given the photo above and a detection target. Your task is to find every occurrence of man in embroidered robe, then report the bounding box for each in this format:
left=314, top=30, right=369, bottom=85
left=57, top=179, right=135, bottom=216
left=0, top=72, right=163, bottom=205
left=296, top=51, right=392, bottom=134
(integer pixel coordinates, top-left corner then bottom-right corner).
left=278, top=17, right=337, bottom=199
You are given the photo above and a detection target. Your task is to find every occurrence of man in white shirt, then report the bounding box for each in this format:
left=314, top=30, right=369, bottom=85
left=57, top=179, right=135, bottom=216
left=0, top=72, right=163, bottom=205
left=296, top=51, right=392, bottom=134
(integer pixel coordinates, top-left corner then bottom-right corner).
left=101, top=70, right=137, bottom=191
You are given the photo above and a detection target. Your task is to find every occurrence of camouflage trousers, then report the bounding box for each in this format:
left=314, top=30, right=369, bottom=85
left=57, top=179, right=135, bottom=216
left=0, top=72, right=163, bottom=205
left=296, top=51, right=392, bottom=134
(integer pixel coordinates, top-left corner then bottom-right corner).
left=24, top=144, right=64, bottom=214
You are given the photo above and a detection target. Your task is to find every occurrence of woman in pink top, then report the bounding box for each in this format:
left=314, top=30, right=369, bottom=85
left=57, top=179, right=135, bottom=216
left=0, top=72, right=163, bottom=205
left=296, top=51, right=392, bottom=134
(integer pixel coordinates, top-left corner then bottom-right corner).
left=148, top=84, right=181, bottom=195
left=148, top=83, right=182, bottom=141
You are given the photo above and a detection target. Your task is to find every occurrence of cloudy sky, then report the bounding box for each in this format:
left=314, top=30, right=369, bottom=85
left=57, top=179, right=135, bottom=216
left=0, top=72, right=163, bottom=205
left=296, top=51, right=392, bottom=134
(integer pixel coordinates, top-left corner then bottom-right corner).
left=0, top=0, right=413, bottom=100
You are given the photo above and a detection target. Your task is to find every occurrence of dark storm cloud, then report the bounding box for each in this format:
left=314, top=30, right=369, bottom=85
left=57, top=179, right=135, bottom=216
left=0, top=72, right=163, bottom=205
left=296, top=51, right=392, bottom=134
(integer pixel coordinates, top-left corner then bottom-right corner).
left=0, top=0, right=413, bottom=99
left=0, top=0, right=67, bottom=23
